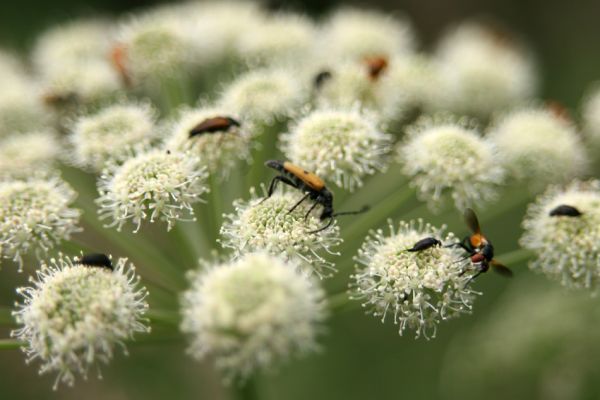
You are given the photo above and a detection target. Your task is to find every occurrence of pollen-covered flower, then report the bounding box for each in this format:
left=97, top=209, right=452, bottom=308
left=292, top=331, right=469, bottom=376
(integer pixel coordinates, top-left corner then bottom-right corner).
left=40, top=59, right=121, bottom=106
left=12, top=254, right=149, bottom=388
left=116, top=12, right=197, bottom=83
left=31, top=19, right=114, bottom=78
left=0, top=178, right=81, bottom=270
left=281, top=108, right=391, bottom=191
left=180, top=252, right=326, bottom=381
left=97, top=150, right=208, bottom=232
left=163, top=107, right=251, bottom=177
left=581, top=84, right=600, bottom=149
left=0, top=76, right=47, bottom=136
left=69, top=102, right=158, bottom=171
left=435, top=22, right=536, bottom=118
left=236, top=13, right=316, bottom=67
left=315, top=61, right=386, bottom=111
left=220, top=189, right=342, bottom=278
left=381, top=54, right=442, bottom=118
left=319, top=8, right=415, bottom=61
left=0, top=131, right=61, bottom=179
left=351, top=219, right=477, bottom=339
left=520, top=180, right=600, bottom=291
left=397, top=116, right=504, bottom=211
left=488, top=107, right=587, bottom=190
left=186, top=1, right=263, bottom=66
left=219, top=68, right=307, bottom=123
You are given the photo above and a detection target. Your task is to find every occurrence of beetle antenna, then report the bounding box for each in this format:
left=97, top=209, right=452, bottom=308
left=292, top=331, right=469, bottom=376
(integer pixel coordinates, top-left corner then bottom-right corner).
left=331, top=205, right=370, bottom=217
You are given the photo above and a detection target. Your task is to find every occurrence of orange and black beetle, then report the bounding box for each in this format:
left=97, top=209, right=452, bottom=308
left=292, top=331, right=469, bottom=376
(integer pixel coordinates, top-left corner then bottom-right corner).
left=262, top=160, right=368, bottom=233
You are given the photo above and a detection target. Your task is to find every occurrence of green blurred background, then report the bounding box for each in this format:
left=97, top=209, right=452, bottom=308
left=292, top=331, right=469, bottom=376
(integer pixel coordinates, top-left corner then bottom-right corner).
left=1, top=0, right=599, bottom=399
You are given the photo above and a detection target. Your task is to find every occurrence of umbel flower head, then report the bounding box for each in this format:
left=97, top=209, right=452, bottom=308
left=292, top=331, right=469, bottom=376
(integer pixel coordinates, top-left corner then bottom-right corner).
left=220, top=188, right=342, bottom=278
left=40, top=59, right=121, bottom=106
left=319, top=7, right=415, bottom=61
left=185, top=1, right=264, bottom=66
left=397, top=116, right=504, bottom=211
left=31, top=19, right=114, bottom=79
left=180, top=252, right=326, bottom=381
left=0, top=74, right=47, bottom=136
left=381, top=54, right=442, bottom=118
left=0, top=130, right=61, bottom=179
left=314, top=61, right=386, bottom=111
left=219, top=68, right=307, bottom=124
left=97, top=149, right=209, bottom=232
left=351, top=219, right=478, bottom=339
left=0, top=177, right=81, bottom=270
left=236, top=13, right=316, bottom=67
left=115, top=10, right=197, bottom=83
left=281, top=108, right=392, bottom=191
left=520, top=180, right=600, bottom=291
left=12, top=254, right=149, bottom=389
left=69, top=102, right=158, bottom=172
left=163, top=107, right=252, bottom=177
left=488, top=107, right=587, bottom=190
left=435, top=21, right=536, bottom=118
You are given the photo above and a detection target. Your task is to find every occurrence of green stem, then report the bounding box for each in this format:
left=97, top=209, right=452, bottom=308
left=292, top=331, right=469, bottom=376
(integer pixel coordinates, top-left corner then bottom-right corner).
left=246, top=120, right=286, bottom=190
left=496, top=248, right=534, bottom=266
left=232, top=377, right=259, bottom=400
left=340, top=185, right=415, bottom=250
left=147, top=309, right=181, bottom=328
left=209, top=173, right=224, bottom=240
left=0, top=339, right=22, bottom=350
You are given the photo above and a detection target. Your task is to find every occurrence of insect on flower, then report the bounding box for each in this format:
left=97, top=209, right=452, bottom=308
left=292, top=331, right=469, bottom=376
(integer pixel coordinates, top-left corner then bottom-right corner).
left=262, top=160, right=369, bottom=233
left=449, top=208, right=512, bottom=282
left=75, top=253, right=113, bottom=270
left=313, top=70, right=332, bottom=89
left=109, top=43, right=131, bottom=87
left=404, top=237, right=442, bottom=252
left=549, top=204, right=582, bottom=217
left=364, top=55, right=388, bottom=80
left=189, top=116, right=240, bottom=138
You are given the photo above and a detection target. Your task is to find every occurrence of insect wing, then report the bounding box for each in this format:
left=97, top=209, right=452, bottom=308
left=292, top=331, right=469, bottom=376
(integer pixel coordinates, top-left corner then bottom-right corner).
left=491, top=260, right=512, bottom=277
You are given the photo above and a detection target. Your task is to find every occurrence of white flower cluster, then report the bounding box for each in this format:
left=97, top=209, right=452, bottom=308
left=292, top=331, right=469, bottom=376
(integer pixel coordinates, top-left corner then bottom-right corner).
left=281, top=108, right=391, bottom=191
left=397, top=116, right=504, bottom=211
left=164, top=107, right=252, bottom=177
left=220, top=189, right=342, bottom=278
left=12, top=254, right=149, bottom=388
left=488, top=107, right=587, bottom=190
left=351, top=220, right=478, bottom=339
left=97, top=150, right=209, bottom=232
left=69, top=102, right=159, bottom=171
left=0, top=178, right=81, bottom=270
left=0, top=131, right=61, bottom=179
left=521, top=180, right=600, bottom=291
left=180, top=252, right=325, bottom=381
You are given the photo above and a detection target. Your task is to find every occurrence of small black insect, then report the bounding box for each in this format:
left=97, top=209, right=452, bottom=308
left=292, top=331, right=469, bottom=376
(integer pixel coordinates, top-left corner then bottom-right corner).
left=189, top=116, right=240, bottom=138
left=549, top=204, right=582, bottom=217
left=313, top=70, right=332, bottom=89
left=405, top=237, right=442, bottom=252
left=75, top=253, right=113, bottom=271
left=261, top=160, right=369, bottom=233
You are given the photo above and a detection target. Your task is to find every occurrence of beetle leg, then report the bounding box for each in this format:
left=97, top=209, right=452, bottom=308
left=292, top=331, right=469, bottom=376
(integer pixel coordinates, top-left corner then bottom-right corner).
left=259, top=175, right=299, bottom=204
left=287, top=192, right=310, bottom=214
left=304, top=201, right=319, bottom=221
